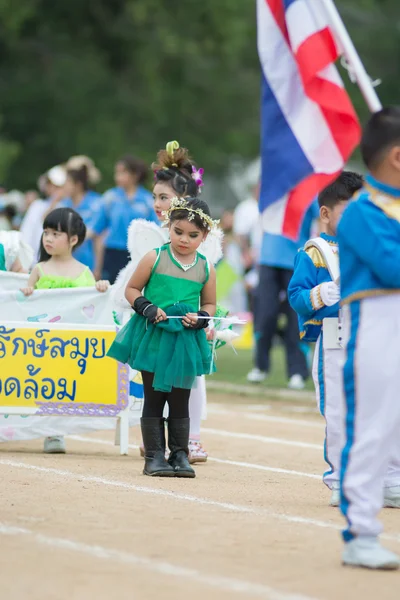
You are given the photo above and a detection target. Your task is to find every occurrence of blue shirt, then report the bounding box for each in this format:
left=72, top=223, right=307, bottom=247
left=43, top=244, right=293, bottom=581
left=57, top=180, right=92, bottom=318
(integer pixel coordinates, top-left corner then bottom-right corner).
left=259, top=201, right=320, bottom=269
left=338, top=174, right=400, bottom=305
left=288, top=233, right=339, bottom=342
left=92, top=186, right=158, bottom=250
left=60, top=190, right=101, bottom=270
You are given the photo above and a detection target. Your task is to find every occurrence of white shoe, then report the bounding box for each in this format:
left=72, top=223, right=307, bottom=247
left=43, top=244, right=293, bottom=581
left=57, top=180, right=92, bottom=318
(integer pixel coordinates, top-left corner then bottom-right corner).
left=287, top=374, right=305, bottom=390
left=384, top=486, right=400, bottom=508
left=188, top=440, right=208, bottom=464
left=342, top=537, right=400, bottom=570
left=330, top=487, right=340, bottom=507
left=246, top=368, right=267, bottom=384
left=44, top=436, right=66, bottom=454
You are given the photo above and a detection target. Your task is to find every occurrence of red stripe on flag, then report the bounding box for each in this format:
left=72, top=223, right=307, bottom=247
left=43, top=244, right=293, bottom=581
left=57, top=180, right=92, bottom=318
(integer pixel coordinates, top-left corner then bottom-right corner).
left=295, top=29, right=361, bottom=169
left=264, top=0, right=289, bottom=43
left=282, top=172, right=340, bottom=239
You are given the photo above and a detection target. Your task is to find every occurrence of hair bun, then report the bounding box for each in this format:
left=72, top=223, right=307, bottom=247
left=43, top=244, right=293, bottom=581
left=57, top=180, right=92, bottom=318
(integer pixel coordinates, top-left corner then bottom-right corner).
left=152, top=141, right=194, bottom=175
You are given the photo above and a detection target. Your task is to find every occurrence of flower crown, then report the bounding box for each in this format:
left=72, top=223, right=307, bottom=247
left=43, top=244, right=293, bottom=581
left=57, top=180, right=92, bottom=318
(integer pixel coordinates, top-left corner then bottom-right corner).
left=162, top=197, right=219, bottom=231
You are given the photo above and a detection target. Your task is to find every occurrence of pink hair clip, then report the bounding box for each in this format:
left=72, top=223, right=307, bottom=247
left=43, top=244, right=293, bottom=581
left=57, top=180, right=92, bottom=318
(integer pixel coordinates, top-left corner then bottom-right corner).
left=192, top=166, right=204, bottom=188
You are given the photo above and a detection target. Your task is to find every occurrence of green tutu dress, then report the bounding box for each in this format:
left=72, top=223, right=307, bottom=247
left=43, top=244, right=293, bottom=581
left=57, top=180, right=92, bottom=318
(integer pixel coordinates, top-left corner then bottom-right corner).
left=107, top=244, right=214, bottom=392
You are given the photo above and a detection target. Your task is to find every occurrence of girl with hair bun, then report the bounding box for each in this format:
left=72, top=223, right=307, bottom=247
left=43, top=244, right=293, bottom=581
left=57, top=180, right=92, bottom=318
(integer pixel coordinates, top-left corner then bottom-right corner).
left=113, top=141, right=222, bottom=466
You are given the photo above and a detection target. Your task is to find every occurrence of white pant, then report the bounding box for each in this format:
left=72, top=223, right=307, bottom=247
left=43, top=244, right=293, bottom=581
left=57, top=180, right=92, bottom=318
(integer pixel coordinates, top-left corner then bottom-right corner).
left=312, top=335, right=345, bottom=489
left=341, top=296, right=400, bottom=540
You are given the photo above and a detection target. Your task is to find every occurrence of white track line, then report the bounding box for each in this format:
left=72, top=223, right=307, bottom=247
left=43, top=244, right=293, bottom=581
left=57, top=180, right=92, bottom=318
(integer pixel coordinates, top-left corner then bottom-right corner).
left=207, top=408, right=322, bottom=428
left=1, top=458, right=400, bottom=544
left=70, top=435, right=321, bottom=480
left=0, top=523, right=316, bottom=600
left=4, top=459, right=400, bottom=542
left=201, top=428, right=321, bottom=450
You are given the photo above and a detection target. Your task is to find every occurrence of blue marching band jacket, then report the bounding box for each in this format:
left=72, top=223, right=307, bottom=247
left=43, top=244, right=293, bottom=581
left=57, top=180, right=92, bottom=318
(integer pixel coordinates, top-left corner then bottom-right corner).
left=288, top=233, right=340, bottom=342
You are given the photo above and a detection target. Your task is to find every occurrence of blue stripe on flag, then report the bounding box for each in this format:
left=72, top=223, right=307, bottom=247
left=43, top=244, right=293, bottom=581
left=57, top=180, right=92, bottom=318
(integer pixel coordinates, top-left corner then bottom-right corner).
left=259, top=73, right=313, bottom=214
left=340, top=301, right=360, bottom=543
left=282, top=0, right=299, bottom=8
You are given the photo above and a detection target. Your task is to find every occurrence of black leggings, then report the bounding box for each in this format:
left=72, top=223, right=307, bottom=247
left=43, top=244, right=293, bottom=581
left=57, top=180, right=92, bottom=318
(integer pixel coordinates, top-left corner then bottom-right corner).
left=141, top=371, right=190, bottom=419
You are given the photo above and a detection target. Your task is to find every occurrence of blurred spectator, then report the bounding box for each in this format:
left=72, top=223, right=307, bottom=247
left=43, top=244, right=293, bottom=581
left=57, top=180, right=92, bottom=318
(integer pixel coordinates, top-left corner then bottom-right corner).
left=233, top=183, right=262, bottom=272
left=24, top=190, right=39, bottom=211
left=20, top=165, right=67, bottom=261
left=247, top=202, right=319, bottom=390
left=59, top=162, right=101, bottom=270
left=233, top=183, right=262, bottom=311
left=0, top=202, right=17, bottom=231
left=216, top=209, right=247, bottom=314
left=91, top=155, right=158, bottom=283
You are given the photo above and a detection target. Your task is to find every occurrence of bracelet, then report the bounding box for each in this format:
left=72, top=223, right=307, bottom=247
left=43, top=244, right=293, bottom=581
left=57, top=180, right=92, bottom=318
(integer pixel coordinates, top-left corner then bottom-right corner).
left=142, top=303, right=154, bottom=316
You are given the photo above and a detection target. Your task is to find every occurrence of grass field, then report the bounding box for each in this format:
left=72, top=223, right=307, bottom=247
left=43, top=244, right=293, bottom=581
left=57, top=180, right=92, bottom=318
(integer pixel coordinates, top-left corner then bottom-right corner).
left=209, top=343, right=314, bottom=390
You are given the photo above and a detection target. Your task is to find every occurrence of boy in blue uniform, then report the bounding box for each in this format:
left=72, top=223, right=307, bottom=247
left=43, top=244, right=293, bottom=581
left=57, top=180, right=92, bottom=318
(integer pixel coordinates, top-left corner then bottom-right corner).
left=338, top=107, right=400, bottom=570
left=288, top=172, right=363, bottom=506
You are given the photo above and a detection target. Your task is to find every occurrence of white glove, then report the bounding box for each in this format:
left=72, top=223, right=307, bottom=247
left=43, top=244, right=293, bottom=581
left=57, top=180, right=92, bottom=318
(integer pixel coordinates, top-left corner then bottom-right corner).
left=320, top=282, right=340, bottom=307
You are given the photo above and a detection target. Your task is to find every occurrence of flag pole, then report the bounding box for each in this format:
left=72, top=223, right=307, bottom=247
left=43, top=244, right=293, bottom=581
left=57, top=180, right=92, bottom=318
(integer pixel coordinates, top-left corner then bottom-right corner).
left=322, top=0, right=382, bottom=113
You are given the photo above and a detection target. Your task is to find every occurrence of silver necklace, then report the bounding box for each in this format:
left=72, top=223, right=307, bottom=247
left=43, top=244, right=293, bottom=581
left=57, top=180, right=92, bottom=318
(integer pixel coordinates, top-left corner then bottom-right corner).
left=171, top=248, right=197, bottom=271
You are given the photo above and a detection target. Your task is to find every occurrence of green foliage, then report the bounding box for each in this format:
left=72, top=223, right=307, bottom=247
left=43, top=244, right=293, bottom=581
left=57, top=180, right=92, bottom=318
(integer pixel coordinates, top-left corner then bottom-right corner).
left=0, top=0, right=398, bottom=190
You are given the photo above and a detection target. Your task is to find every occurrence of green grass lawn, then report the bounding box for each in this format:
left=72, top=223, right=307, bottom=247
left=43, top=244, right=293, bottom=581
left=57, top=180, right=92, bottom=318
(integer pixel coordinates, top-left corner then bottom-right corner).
left=208, top=343, right=314, bottom=390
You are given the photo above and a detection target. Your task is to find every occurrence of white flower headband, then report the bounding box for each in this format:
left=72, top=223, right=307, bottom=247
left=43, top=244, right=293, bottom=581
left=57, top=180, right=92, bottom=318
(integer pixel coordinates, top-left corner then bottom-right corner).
left=162, top=197, right=219, bottom=231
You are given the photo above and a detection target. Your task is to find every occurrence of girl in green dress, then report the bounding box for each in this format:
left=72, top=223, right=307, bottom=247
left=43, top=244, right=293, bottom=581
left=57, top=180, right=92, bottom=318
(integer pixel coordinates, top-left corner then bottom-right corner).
left=20, top=207, right=109, bottom=455
left=108, top=197, right=217, bottom=478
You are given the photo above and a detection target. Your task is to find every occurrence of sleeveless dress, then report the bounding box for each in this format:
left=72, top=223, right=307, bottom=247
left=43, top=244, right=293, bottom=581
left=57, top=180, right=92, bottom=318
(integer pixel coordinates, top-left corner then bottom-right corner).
left=107, top=244, right=213, bottom=392
left=35, top=265, right=95, bottom=289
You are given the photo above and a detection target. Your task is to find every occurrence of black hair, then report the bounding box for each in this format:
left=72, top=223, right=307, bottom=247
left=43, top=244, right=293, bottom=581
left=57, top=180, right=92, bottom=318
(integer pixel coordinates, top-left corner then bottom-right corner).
left=67, top=165, right=90, bottom=191
left=318, top=171, right=363, bottom=209
left=169, top=197, right=211, bottom=232
left=155, top=168, right=198, bottom=197
left=117, top=155, right=148, bottom=185
left=361, top=106, right=400, bottom=169
left=39, top=207, right=86, bottom=262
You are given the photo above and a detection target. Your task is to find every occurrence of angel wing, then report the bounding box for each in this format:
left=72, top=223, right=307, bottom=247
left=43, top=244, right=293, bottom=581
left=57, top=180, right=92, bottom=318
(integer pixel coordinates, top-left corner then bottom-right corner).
left=198, top=227, right=224, bottom=266
left=0, top=231, right=34, bottom=271
left=112, top=220, right=167, bottom=309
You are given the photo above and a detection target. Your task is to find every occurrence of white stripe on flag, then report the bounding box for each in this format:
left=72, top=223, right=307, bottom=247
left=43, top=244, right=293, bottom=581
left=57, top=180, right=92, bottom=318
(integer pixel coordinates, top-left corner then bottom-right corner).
left=261, top=196, right=288, bottom=235
left=286, top=0, right=331, bottom=53
left=285, top=0, right=343, bottom=88
left=257, top=0, right=343, bottom=173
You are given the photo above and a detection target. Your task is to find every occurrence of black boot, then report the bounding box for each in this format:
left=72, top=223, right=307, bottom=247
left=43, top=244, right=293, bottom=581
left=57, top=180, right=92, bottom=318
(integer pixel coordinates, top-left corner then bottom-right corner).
left=167, top=418, right=196, bottom=478
left=141, top=417, right=175, bottom=477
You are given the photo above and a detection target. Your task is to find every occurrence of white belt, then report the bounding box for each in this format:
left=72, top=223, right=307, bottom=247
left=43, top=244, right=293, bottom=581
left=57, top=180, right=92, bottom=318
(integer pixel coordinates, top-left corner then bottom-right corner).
left=322, top=317, right=343, bottom=350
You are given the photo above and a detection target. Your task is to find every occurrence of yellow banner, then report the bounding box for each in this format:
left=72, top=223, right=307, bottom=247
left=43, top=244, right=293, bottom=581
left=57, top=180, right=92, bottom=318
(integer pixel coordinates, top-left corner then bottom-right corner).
left=0, top=323, right=127, bottom=415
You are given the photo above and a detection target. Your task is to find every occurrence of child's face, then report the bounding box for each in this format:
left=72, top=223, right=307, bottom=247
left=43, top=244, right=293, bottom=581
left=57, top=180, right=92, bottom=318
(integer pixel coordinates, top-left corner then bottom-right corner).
left=42, top=228, right=78, bottom=256
left=320, top=200, right=348, bottom=236
left=153, top=182, right=176, bottom=221
left=169, top=219, right=207, bottom=256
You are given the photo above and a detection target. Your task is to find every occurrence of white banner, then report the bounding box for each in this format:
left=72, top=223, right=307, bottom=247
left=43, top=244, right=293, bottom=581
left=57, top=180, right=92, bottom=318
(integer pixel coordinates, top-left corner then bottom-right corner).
left=0, top=282, right=143, bottom=445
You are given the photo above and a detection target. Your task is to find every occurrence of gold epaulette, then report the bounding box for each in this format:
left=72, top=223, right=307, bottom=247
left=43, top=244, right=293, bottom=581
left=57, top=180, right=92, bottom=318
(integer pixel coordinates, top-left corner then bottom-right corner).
left=305, top=246, right=326, bottom=269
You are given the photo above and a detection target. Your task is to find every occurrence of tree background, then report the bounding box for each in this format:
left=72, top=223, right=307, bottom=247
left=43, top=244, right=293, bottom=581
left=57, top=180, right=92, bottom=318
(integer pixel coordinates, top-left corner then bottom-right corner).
left=0, top=0, right=398, bottom=190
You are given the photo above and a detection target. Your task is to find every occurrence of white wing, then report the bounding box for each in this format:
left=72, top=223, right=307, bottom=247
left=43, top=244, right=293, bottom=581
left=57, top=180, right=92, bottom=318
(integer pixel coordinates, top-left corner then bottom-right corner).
left=112, top=220, right=167, bottom=309
left=198, top=227, right=224, bottom=266
left=0, top=231, right=34, bottom=271
left=127, top=219, right=167, bottom=264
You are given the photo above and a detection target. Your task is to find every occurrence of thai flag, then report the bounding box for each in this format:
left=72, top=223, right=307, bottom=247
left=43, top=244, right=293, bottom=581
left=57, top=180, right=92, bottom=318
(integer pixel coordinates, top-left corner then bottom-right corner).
left=257, top=0, right=361, bottom=239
